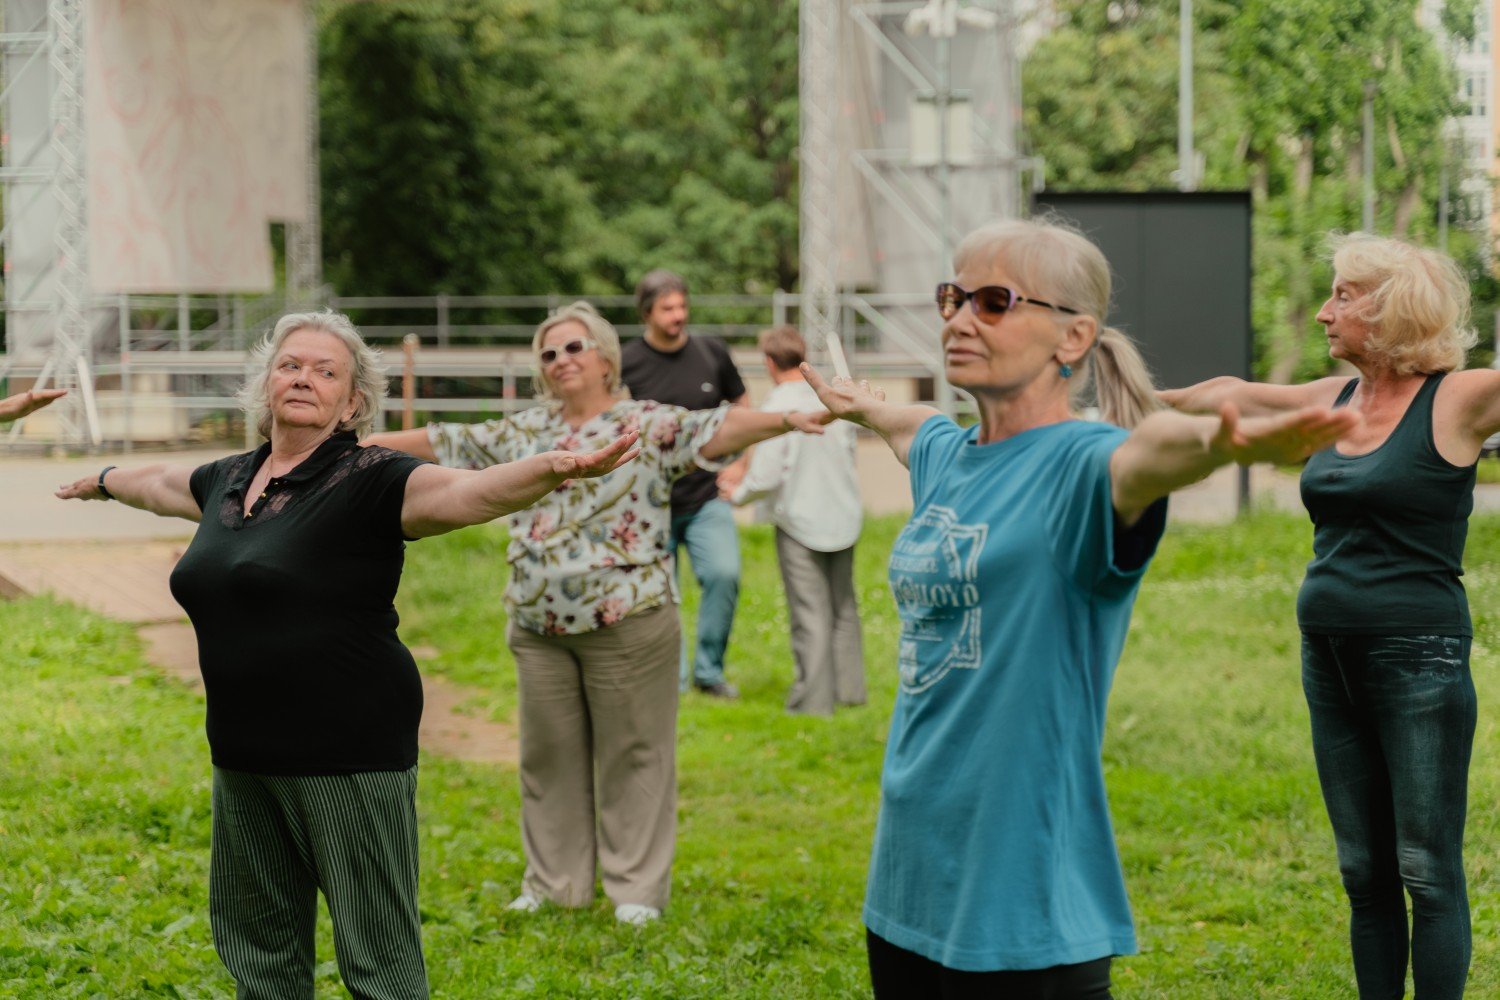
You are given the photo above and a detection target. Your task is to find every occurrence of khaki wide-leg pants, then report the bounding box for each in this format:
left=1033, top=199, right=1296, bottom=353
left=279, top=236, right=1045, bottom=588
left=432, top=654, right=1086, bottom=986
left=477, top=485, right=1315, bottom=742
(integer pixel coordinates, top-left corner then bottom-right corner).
left=506, top=603, right=681, bottom=911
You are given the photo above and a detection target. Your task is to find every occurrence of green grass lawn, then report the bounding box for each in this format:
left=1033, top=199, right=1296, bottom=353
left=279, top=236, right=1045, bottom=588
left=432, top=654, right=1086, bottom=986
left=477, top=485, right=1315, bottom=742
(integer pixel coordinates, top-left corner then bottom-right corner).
left=4, top=512, right=1500, bottom=997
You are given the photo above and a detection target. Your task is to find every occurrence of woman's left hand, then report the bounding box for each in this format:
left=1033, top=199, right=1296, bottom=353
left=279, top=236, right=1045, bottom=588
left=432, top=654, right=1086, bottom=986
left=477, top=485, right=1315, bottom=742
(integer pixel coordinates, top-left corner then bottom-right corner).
left=1209, top=402, right=1359, bottom=465
left=544, top=431, right=641, bottom=481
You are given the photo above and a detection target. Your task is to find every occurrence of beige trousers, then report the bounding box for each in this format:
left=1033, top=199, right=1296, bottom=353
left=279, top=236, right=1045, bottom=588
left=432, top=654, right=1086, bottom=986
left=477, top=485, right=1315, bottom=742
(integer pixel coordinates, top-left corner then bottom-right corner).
left=506, top=603, right=681, bottom=911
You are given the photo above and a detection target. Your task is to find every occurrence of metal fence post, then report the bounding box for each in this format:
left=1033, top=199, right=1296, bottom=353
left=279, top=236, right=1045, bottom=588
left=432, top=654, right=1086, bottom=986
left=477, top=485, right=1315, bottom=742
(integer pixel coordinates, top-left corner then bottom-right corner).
left=120, top=293, right=132, bottom=454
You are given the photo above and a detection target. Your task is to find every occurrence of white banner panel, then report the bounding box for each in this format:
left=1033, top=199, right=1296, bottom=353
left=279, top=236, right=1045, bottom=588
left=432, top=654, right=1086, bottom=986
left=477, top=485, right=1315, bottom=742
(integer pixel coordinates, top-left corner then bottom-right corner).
left=87, top=0, right=308, bottom=293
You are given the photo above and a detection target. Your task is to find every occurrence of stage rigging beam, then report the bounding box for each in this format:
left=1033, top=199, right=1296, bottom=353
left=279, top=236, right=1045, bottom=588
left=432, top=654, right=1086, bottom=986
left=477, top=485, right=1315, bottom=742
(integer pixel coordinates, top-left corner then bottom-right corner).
left=43, top=0, right=97, bottom=447
left=799, top=0, right=842, bottom=365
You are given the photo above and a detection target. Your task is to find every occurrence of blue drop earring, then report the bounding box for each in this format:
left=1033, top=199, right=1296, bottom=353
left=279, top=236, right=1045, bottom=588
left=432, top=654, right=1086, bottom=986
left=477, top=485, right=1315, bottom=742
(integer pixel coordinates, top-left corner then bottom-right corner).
left=1059, top=363, right=1074, bottom=379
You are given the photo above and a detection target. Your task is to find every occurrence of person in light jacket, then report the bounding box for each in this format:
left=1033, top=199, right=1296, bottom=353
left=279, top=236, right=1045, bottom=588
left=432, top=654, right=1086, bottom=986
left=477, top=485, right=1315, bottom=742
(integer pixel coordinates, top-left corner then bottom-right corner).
left=725, top=325, right=866, bottom=715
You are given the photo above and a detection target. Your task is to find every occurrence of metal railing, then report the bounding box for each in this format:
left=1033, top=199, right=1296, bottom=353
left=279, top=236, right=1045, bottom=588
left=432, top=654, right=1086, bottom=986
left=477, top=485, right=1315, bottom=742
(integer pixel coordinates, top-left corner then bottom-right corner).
left=1, top=289, right=952, bottom=452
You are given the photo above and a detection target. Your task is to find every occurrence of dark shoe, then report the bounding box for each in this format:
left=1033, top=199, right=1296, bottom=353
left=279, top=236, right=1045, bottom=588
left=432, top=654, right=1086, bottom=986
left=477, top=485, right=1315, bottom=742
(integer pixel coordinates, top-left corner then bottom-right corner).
left=693, top=680, right=740, bottom=700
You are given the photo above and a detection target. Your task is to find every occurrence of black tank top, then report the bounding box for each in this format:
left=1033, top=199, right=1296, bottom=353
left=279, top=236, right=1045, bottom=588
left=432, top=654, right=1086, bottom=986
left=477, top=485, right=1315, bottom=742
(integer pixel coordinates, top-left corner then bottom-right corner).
left=1296, top=373, right=1475, bottom=636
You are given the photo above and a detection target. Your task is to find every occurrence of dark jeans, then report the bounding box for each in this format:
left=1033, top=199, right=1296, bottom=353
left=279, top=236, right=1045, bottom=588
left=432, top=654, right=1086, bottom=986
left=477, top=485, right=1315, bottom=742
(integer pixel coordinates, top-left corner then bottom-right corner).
left=867, top=930, right=1112, bottom=1000
left=1302, top=632, right=1476, bottom=1000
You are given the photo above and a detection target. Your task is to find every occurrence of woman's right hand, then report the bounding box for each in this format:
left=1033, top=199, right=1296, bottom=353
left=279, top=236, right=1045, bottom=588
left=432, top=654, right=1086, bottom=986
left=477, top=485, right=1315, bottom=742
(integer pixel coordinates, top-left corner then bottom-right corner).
left=54, top=464, right=201, bottom=520
left=56, top=473, right=107, bottom=501
left=800, top=363, right=885, bottom=426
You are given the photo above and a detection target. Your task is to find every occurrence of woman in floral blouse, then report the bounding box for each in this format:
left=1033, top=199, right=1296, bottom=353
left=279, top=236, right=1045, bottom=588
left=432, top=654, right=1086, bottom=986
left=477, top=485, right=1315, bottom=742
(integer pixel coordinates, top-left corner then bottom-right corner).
left=366, top=301, right=829, bottom=925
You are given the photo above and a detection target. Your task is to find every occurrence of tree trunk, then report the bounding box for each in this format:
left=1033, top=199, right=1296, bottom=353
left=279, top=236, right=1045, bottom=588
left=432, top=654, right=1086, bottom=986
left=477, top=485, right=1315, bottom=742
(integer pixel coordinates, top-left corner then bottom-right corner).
left=1268, top=305, right=1307, bottom=385
left=1250, top=155, right=1269, bottom=203
left=1269, top=137, right=1319, bottom=384
left=1393, top=174, right=1422, bottom=239
left=1295, top=134, right=1314, bottom=196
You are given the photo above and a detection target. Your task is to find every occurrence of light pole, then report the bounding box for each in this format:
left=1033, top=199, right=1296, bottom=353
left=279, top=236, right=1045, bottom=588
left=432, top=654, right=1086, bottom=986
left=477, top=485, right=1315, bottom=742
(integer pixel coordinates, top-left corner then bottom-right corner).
left=1362, top=79, right=1376, bottom=231
left=1176, top=0, right=1196, bottom=191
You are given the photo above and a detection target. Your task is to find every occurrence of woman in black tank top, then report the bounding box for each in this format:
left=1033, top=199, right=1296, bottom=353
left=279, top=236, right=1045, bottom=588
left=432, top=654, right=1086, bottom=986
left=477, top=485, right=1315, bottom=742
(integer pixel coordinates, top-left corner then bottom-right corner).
left=1162, top=233, right=1500, bottom=999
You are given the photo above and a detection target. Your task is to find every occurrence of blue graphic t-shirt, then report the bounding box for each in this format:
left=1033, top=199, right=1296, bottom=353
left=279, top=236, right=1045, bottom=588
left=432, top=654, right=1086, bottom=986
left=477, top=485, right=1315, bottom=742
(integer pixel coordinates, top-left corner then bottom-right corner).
left=863, top=415, right=1166, bottom=971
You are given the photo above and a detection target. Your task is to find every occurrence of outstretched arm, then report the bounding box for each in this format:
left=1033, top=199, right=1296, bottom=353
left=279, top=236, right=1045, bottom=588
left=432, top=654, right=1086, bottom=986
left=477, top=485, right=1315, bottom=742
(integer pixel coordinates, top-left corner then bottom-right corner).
left=698, top=406, right=832, bottom=460
left=363, top=427, right=438, bottom=461
left=1110, top=403, right=1359, bottom=525
left=0, top=388, right=66, bottom=421
left=1158, top=376, right=1346, bottom=417
left=56, top=464, right=200, bottom=521
left=800, top=363, right=938, bottom=468
left=399, top=432, right=641, bottom=538
left=1439, top=368, right=1500, bottom=457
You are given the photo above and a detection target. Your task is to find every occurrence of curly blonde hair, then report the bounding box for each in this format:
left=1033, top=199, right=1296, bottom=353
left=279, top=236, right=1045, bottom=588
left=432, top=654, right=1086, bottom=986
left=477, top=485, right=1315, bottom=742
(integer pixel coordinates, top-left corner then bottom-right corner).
left=1328, top=232, right=1476, bottom=375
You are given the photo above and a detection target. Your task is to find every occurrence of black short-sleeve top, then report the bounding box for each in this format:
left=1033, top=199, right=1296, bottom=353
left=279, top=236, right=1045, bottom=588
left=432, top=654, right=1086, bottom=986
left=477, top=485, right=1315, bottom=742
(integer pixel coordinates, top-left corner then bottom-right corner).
left=620, top=335, right=747, bottom=517
left=168, top=431, right=428, bottom=775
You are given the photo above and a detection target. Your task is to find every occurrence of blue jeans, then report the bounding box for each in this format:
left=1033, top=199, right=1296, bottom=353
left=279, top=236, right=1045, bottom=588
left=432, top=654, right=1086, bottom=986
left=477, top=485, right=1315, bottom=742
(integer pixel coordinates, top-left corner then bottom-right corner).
left=669, top=499, right=741, bottom=688
left=1301, top=632, right=1475, bottom=1000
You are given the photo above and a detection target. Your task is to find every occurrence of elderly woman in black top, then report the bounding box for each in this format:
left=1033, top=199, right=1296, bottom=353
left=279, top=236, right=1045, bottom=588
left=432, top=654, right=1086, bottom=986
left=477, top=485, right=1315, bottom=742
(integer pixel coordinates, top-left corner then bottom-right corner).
left=57, top=310, right=636, bottom=1000
left=1162, top=233, right=1500, bottom=999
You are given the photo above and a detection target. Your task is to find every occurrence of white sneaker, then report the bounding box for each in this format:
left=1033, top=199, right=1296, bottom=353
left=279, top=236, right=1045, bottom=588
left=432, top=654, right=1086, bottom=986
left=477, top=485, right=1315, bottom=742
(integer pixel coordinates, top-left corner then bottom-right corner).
left=613, top=903, right=660, bottom=926
left=506, top=892, right=543, bottom=913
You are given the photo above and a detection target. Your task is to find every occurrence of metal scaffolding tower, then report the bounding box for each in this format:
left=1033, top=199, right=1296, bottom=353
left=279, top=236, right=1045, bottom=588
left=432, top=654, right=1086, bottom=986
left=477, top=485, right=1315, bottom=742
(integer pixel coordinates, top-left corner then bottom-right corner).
left=40, top=0, right=97, bottom=446
left=286, top=0, right=322, bottom=307
left=798, top=0, right=1038, bottom=412
left=1, top=0, right=103, bottom=447
left=2, top=0, right=321, bottom=449
left=799, top=0, right=842, bottom=357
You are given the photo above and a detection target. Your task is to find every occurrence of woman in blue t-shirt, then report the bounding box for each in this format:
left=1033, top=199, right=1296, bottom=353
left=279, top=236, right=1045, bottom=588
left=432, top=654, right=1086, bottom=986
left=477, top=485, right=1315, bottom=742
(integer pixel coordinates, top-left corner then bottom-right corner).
left=1162, top=233, right=1500, bottom=1000
left=803, top=218, right=1359, bottom=998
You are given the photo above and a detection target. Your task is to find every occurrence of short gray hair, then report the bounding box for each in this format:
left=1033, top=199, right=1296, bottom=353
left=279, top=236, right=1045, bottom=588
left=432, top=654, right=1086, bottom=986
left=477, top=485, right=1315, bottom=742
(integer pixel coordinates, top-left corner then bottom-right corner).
left=531, top=301, right=627, bottom=401
left=238, top=310, right=388, bottom=439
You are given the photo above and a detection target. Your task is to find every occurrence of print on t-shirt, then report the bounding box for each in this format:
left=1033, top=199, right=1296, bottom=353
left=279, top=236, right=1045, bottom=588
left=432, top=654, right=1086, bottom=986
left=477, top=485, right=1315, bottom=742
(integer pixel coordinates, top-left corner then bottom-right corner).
left=890, top=504, right=988, bottom=694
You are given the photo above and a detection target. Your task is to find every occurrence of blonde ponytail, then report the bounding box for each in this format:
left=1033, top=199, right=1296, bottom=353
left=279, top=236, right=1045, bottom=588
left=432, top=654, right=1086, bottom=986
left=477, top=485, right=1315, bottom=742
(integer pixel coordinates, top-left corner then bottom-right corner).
left=1082, top=327, right=1160, bottom=430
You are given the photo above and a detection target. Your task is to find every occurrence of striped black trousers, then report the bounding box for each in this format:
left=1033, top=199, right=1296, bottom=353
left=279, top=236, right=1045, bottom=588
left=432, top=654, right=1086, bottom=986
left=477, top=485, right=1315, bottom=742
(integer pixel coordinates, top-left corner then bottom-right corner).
left=210, top=766, right=429, bottom=1000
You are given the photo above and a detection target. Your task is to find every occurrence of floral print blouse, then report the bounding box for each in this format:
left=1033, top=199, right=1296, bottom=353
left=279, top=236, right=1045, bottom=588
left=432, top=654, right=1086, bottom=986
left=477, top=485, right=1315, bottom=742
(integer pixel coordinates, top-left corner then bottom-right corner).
left=427, top=399, right=731, bottom=635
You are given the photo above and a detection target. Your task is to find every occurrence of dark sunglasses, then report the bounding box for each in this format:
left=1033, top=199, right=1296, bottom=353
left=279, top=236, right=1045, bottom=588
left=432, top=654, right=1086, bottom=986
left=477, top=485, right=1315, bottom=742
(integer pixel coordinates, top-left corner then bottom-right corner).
left=539, top=337, right=597, bottom=366
left=936, top=282, right=1080, bottom=322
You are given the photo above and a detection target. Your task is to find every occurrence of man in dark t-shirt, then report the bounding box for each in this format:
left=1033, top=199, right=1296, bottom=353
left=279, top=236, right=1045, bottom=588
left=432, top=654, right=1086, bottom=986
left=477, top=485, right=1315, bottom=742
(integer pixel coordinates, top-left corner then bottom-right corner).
left=621, top=270, right=747, bottom=698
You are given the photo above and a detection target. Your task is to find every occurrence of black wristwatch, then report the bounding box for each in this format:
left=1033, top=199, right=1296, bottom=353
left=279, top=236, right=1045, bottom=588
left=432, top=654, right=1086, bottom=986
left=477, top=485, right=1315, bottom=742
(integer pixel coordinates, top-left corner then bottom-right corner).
left=97, top=466, right=117, bottom=501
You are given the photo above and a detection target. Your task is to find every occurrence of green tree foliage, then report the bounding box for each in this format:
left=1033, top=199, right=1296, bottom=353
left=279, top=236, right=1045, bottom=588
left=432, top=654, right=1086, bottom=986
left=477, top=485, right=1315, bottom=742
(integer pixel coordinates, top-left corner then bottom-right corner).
left=1024, top=0, right=1485, bottom=381
left=319, top=1, right=576, bottom=297
left=318, top=0, right=798, bottom=299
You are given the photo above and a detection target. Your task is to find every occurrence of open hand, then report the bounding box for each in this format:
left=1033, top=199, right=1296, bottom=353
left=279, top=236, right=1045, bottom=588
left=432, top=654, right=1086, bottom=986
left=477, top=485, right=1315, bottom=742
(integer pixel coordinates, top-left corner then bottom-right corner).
left=56, top=473, right=107, bottom=501
left=1209, top=402, right=1359, bottom=466
left=1, top=388, right=66, bottom=421
left=546, top=431, right=640, bottom=481
left=800, top=363, right=884, bottom=426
